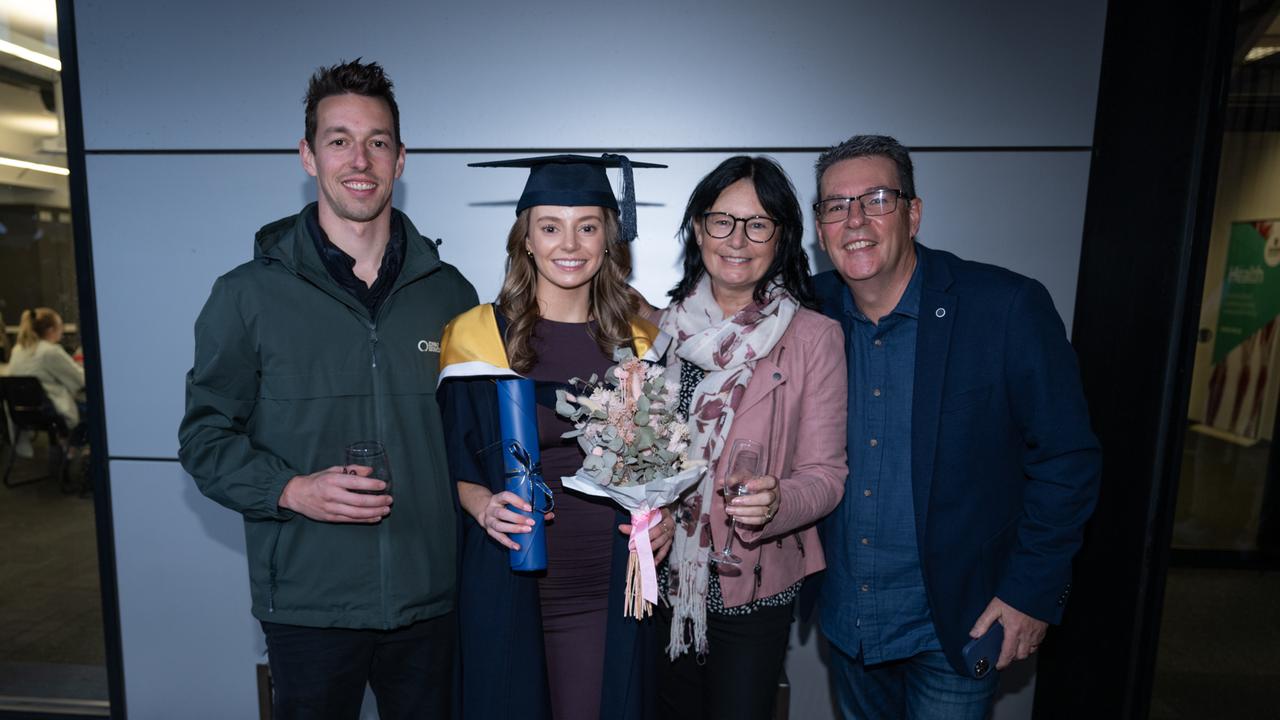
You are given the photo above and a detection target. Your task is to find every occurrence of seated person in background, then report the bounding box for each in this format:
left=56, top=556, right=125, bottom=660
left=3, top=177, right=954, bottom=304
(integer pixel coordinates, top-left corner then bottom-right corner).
left=8, top=308, right=87, bottom=451
left=0, top=310, right=10, bottom=362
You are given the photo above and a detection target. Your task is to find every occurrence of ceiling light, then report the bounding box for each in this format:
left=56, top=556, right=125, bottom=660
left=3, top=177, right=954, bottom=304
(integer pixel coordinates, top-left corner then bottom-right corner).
left=0, top=38, right=61, bottom=71
left=1245, top=46, right=1280, bottom=63
left=0, top=114, right=60, bottom=135
left=0, top=1, right=58, bottom=32
left=0, top=156, right=69, bottom=176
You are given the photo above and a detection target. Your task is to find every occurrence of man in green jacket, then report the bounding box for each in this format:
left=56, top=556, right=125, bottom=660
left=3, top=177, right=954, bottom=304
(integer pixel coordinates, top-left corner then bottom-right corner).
left=179, top=60, right=477, bottom=719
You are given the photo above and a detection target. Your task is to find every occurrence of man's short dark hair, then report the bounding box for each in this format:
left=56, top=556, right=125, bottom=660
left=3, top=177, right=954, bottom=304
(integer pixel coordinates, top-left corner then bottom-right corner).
left=815, top=134, right=916, bottom=200
left=304, top=59, right=401, bottom=150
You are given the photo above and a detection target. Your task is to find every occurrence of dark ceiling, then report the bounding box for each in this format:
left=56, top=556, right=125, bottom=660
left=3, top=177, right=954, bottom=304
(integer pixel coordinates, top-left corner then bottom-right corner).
left=1227, top=0, right=1280, bottom=130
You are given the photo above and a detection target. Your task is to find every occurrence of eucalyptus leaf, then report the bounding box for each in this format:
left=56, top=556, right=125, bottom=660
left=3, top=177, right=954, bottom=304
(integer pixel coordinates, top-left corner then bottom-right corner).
left=635, top=428, right=655, bottom=450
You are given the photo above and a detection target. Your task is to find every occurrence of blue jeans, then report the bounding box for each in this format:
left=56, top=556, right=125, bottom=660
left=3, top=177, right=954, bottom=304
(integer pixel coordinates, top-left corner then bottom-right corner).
left=828, top=642, right=998, bottom=720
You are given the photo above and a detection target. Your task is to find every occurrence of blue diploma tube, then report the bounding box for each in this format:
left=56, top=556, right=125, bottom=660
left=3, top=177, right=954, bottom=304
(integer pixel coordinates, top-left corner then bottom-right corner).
left=496, top=378, right=547, bottom=571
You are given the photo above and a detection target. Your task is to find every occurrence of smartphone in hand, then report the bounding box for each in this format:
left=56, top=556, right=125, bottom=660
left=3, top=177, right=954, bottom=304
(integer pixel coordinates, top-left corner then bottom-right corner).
left=961, top=622, right=1004, bottom=679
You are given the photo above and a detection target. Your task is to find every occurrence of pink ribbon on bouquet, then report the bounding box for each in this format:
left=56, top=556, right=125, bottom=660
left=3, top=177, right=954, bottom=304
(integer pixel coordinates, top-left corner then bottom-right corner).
left=629, top=507, right=660, bottom=604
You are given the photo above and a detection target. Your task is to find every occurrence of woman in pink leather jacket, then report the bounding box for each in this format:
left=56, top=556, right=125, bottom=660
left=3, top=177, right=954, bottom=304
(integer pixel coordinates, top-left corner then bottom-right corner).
left=657, top=156, right=848, bottom=720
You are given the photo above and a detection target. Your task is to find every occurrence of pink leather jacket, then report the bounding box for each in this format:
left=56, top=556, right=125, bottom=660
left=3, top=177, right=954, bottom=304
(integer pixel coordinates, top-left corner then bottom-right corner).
left=679, top=307, right=848, bottom=607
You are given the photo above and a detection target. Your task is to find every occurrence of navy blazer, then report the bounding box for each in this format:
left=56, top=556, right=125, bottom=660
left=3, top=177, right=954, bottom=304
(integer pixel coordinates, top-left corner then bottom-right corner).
left=815, top=243, right=1101, bottom=675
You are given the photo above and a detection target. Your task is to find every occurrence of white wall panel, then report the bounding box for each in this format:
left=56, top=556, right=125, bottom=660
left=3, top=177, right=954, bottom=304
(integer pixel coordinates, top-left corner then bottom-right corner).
left=74, top=0, right=1105, bottom=151
left=86, top=153, right=312, bottom=460
left=88, top=150, right=1087, bottom=459
left=110, top=460, right=262, bottom=719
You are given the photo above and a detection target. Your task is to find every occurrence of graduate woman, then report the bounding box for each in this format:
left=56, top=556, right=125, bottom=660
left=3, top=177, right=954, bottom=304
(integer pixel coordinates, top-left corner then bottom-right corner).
left=439, top=155, right=674, bottom=720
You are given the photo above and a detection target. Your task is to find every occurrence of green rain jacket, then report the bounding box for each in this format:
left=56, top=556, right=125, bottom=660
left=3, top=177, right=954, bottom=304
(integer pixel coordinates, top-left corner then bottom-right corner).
left=179, top=203, right=478, bottom=629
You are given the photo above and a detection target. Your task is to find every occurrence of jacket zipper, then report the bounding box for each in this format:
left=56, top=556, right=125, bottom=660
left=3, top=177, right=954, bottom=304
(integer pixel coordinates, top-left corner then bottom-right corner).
left=752, top=344, right=787, bottom=601
left=751, top=546, right=763, bottom=602
left=773, top=343, right=804, bottom=561
left=367, top=312, right=392, bottom=630
left=267, top=523, right=284, bottom=613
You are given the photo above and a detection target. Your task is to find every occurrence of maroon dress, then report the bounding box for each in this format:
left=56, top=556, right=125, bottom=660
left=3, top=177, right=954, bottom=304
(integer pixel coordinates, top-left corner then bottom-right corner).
left=528, top=319, right=618, bottom=720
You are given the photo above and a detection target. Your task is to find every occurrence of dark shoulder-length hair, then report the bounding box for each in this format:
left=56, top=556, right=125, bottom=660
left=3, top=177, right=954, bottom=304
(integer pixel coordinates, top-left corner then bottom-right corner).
left=667, top=155, right=816, bottom=309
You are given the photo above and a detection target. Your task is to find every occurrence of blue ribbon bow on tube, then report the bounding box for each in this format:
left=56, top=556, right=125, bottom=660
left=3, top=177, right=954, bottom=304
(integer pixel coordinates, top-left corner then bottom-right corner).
left=496, top=378, right=553, bottom=571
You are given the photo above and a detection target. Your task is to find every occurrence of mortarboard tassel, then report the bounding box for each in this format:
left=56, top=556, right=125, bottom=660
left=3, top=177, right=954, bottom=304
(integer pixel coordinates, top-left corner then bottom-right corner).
left=603, top=153, right=637, bottom=243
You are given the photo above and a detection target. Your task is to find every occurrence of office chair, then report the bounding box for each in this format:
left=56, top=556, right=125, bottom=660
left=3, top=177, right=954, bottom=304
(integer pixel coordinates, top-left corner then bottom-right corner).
left=0, top=376, right=72, bottom=488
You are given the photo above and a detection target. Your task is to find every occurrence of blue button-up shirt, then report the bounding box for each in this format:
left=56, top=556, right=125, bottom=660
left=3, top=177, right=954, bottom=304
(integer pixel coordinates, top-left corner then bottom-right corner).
left=820, top=258, right=941, bottom=664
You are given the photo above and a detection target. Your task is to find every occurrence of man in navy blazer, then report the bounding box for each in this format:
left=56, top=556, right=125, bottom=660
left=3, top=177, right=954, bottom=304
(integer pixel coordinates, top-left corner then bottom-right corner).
left=812, top=135, right=1101, bottom=718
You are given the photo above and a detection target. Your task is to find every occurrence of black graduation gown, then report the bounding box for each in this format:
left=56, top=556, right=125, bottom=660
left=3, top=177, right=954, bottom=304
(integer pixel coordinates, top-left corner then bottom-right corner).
left=439, top=375, right=657, bottom=720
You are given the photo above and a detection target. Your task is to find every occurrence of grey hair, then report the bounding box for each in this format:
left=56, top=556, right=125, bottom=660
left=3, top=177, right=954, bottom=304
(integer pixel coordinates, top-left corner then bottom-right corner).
left=814, top=134, right=917, bottom=200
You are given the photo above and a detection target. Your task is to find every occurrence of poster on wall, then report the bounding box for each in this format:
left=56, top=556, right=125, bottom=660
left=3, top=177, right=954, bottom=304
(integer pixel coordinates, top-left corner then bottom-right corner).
left=1203, top=220, right=1280, bottom=442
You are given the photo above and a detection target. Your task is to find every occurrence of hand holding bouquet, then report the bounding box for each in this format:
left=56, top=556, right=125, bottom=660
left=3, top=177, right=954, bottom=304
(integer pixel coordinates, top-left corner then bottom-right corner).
left=556, top=349, right=704, bottom=619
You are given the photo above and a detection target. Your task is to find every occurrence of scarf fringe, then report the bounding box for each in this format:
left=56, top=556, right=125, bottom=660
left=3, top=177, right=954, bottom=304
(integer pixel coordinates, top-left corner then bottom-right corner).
left=667, top=551, right=710, bottom=659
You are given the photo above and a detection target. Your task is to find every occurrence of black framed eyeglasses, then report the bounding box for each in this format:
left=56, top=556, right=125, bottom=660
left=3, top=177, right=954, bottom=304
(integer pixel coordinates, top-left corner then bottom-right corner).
left=701, top=212, right=778, bottom=243
left=813, top=188, right=911, bottom=224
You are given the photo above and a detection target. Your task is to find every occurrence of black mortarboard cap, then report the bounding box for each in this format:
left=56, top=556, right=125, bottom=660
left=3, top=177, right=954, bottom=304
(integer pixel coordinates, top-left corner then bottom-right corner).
left=469, top=153, right=666, bottom=243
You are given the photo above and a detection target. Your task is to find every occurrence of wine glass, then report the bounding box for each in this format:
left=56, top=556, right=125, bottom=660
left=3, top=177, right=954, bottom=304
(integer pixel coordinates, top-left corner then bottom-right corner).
left=708, top=438, right=762, bottom=566
left=345, top=440, right=392, bottom=496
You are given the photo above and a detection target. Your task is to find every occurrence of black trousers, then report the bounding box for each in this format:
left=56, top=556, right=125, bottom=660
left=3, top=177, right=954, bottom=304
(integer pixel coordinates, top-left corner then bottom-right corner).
left=261, top=612, right=455, bottom=720
left=656, top=601, right=794, bottom=720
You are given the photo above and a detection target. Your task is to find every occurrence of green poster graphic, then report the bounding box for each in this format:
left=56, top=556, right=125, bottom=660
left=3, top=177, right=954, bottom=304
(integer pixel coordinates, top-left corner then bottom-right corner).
left=1213, top=221, right=1280, bottom=365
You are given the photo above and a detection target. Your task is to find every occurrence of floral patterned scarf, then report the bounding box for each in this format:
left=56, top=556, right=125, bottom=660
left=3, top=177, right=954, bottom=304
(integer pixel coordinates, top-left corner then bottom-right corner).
left=658, top=274, right=798, bottom=658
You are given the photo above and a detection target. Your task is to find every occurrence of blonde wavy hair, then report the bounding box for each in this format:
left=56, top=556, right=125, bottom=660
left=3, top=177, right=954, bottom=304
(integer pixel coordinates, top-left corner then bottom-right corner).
left=17, top=308, right=62, bottom=349
left=495, top=207, right=639, bottom=374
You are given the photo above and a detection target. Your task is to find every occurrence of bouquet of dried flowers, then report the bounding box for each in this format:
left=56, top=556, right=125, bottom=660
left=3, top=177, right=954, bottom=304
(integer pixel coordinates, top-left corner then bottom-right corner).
left=556, top=349, right=705, bottom=618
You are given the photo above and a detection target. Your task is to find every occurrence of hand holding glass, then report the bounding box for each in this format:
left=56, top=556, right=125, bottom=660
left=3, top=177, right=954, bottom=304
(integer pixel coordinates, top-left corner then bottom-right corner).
left=345, top=440, right=392, bottom=496
left=709, top=439, right=762, bottom=567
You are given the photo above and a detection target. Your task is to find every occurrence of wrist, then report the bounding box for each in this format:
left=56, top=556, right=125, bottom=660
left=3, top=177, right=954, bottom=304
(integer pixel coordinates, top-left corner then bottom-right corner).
left=457, top=483, right=491, bottom=523
left=278, top=475, right=304, bottom=512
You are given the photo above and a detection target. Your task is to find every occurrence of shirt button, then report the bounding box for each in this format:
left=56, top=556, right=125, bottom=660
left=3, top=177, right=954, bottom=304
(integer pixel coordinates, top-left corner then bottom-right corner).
left=873, top=339, right=883, bottom=347
left=861, top=537, right=870, bottom=545
left=863, top=489, right=872, bottom=497
left=869, top=438, right=878, bottom=447
left=873, top=388, right=881, bottom=397
left=861, top=584, right=870, bottom=592
left=772, top=372, right=781, bottom=381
